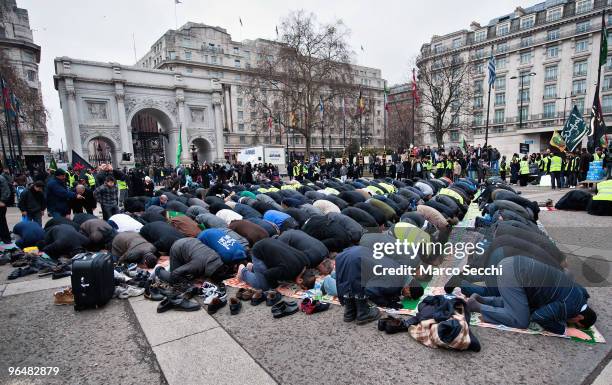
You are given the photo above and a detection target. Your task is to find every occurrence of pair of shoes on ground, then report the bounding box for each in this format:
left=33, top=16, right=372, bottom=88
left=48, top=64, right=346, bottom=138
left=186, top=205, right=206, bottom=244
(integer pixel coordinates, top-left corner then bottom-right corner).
left=114, top=284, right=145, bottom=299
left=271, top=300, right=299, bottom=318
left=157, top=294, right=201, bottom=313
left=343, top=297, right=381, bottom=325
left=300, top=298, right=330, bottom=315
left=53, top=287, right=74, bottom=305
left=235, top=288, right=266, bottom=306
left=377, top=315, right=408, bottom=334
left=8, top=266, right=38, bottom=280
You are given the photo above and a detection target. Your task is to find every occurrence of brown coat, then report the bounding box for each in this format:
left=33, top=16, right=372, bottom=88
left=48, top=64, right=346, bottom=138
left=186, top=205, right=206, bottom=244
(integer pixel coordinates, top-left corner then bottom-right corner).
left=169, top=215, right=202, bottom=237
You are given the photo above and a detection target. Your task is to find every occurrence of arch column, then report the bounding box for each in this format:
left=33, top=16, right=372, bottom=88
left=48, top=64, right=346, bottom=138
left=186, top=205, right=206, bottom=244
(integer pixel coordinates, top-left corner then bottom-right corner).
left=212, top=91, right=224, bottom=162
left=168, top=128, right=178, bottom=167
left=115, top=83, right=134, bottom=166
left=65, top=80, right=83, bottom=160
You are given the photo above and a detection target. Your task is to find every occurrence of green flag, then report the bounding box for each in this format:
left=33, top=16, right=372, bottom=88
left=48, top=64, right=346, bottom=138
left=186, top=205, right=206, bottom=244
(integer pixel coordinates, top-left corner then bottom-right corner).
left=600, top=22, right=608, bottom=67
left=550, top=129, right=566, bottom=151
left=176, top=124, right=183, bottom=166
left=560, top=105, right=588, bottom=152
left=461, top=137, right=468, bottom=152
left=49, top=157, right=57, bottom=171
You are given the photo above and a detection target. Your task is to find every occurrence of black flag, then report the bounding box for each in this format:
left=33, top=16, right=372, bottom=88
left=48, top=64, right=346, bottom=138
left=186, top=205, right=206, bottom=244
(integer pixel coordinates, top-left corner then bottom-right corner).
left=72, top=150, right=94, bottom=172
left=588, top=88, right=607, bottom=153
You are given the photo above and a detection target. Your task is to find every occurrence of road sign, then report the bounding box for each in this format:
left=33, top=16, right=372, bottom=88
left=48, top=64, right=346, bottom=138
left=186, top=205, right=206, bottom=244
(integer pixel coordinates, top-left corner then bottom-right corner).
left=519, top=143, right=529, bottom=154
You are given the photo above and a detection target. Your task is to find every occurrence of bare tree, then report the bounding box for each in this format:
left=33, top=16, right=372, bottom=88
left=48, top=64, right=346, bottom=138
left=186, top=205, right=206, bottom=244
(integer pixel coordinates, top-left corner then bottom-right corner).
left=416, top=53, right=473, bottom=148
left=0, top=49, right=47, bottom=134
left=241, top=10, right=356, bottom=158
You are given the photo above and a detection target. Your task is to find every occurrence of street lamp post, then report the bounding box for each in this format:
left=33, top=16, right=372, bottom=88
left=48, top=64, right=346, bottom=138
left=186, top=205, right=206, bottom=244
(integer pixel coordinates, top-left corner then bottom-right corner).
left=511, top=72, right=536, bottom=130
left=555, top=94, right=571, bottom=122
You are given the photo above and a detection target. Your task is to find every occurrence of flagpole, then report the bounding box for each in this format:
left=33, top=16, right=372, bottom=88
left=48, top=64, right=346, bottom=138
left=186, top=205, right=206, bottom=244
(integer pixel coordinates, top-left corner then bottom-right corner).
left=383, top=81, right=387, bottom=152
left=484, top=45, right=494, bottom=148
left=14, top=99, right=23, bottom=171
left=342, top=98, right=346, bottom=155
left=596, top=9, right=605, bottom=117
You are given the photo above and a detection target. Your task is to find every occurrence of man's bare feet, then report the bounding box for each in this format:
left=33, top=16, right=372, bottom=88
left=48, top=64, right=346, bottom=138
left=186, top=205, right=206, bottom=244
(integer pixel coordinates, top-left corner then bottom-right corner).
left=236, top=264, right=246, bottom=281
left=466, top=296, right=482, bottom=313
left=246, top=262, right=253, bottom=272
left=470, top=293, right=485, bottom=304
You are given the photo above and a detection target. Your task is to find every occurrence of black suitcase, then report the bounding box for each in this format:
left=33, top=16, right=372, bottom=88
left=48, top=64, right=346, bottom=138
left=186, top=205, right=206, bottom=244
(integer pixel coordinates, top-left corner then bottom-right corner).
left=71, top=252, right=114, bottom=311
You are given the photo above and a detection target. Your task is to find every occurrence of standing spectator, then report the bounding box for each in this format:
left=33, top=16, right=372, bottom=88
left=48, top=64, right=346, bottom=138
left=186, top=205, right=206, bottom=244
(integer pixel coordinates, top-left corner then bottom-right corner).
left=579, top=148, right=591, bottom=182
left=46, top=169, right=80, bottom=219
left=17, top=181, right=46, bottom=224
left=0, top=171, right=11, bottom=243
left=143, top=176, right=155, bottom=197
left=70, top=183, right=97, bottom=215
left=500, top=156, right=507, bottom=182
left=94, top=176, right=119, bottom=220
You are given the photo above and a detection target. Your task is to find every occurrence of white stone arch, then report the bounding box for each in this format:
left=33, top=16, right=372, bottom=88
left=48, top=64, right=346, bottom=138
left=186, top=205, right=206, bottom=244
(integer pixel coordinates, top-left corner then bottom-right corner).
left=190, top=137, right=215, bottom=163
left=126, top=102, right=177, bottom=134
left=83, top=133, right=120, bottom=167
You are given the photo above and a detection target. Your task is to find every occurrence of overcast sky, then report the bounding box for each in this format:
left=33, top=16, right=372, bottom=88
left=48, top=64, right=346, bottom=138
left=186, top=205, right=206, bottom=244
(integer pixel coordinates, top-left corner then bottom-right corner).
left=19, top=0, right=527, bottom=150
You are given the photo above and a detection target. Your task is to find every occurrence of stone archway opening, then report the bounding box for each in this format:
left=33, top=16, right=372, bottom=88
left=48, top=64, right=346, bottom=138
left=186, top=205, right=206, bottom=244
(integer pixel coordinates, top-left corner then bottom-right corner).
left=191, top=138, right=214, bottom=164
left=130, top=108, right=174, bottom=167
left=88, top=137, right=115, bottom=166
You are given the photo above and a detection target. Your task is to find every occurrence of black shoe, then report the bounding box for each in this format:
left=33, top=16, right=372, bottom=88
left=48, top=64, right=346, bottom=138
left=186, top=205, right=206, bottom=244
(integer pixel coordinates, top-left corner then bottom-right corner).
left=207, top=297, right=227, bottom=315
left=266, top=290, right=282, bottom=306
left=384, top=318, right=408, bottom=334
left=355, top=298, right=381, bottom=325
left=343, top=297, right=357, bottom=322
left=144, top=282, right=164, bottom=301
left=229, top=297, right=242, bottom=315
left=271, top=300, right=299, bottom=318
left=250, top=290, right=266, bottom=306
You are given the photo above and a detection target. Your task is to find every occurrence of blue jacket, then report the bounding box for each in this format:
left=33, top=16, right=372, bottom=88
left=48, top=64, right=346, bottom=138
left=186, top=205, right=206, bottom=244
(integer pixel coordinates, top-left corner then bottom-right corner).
left=335, top=245, right=404, bottom=306
left=263, top=210, right=291, bottom=228
left=197, top=228, right=246, bottom=263
left=13, top=221, right=45, bottom=248
left=46, top=177, right=76, bottom=215
left=145, top=196, right=166, bottom=209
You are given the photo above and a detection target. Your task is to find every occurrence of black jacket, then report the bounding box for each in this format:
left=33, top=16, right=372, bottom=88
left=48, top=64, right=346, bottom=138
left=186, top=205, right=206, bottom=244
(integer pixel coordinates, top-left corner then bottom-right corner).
left=140, top=221, right=185, bottom=253
left=18, top=187, right=46, bottom=216
left=277, top=229, right=328, bottom=267
left=252, top=238, right=309, bottom=287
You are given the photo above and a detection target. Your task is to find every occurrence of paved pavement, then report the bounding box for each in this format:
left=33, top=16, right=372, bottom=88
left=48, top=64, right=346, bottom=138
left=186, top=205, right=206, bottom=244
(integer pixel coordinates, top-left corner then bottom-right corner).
left=0, top=185, right=610, bottom=385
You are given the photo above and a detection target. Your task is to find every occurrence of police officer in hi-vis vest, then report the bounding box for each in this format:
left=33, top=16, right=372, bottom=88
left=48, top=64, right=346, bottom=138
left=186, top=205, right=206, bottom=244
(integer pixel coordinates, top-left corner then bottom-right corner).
left=548, top=150, right=564, bottom=190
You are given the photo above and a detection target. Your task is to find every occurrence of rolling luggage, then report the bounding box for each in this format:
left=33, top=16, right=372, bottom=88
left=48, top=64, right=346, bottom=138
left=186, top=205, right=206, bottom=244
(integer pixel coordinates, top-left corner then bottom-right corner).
left=71, top=252, right=114, bottom=310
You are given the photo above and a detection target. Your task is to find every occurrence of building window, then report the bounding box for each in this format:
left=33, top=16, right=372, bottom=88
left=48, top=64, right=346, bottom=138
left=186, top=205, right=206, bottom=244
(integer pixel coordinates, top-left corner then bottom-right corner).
left=452, top=37, right=462, bottom=48
left=547, top=29, right=560, bottom=41
left=520, top=52, right=532, bottom=64
left=496, top=42, right=508, bottom=53
left=575, top=0, right=592, bottom=14
left=546, top=45, right=559, bottom=58
left=473, top=113, right=483, bottom=125
left=275, top=136, right=281, bottom=144
left=474, top=47, right=484, bottom=59
left=26, top=70, right=36, bottom=81
left=250, top=124, right=257, bottom=132
left=211, top=56, right=217, bottom=64
left=574, top=97, right=585, bottom=113
left=572, top=79, right=587, bottom=95
left=574, top=60, right=588, bottom=77
left=234, top=59, right=241, bottom=68
left=450, top=131, right=460, bottom=142
left=237, top=97, right=243, bottom=107
left=473, top=96, right=483, bottom=108
left=604, top=75, right=612, bottom=91
left=576, top=20, right=590, bottom=33
left=544, top=84, right=557, bottom=99
left=497, top=22, right=510, bottom=36
left=224, top=136, right=229, bottom=144
left=519, top=106, right=529, bottom=121
left=519, top=89, right=530, bottom=102
left=495, top=92, right=506, bottom=106
left=545, top=65, right=558, bottom=81
left=233, top=47, right=239, bottom=54
left=546, top=6, right=563, bottom=22
left=575, top=39, right=588, bottom=53
left=186, top=67, right=192, bottom=73
left=238, top=123, right=245, bottom=131
left=543, top=102, right=556, bottom=118
left=521, top=36, right=534, bottom=48
left=474, top=80, right=483, bottom=93
left=474, top=63, right=484, bottom=74
left=602, top=95, right=612, bottom=113
left=169, top=51, right=176, bottom=60
left=433, top=43, right=443, bottom=54
left=474, top=29, right=487, bottom=42
left=237, top=111, right=243, bottom=120
left=239, top=136, right=246, bottom=144
left=494, top=76, right=506, bottom=90
left=607, top=56, right=612, bottom=70
left=494, top=109, right=505, bottom=124
left=185, top=51, right=192, bottom=60
left=497, top=57, right=507, bottom=70
left=520, top=15, right=535, bottom=29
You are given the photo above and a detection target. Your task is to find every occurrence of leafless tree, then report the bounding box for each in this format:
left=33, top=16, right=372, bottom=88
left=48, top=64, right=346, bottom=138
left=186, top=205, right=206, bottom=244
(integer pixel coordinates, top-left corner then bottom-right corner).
left=416, top=52, right=473, bottom=148
left=241, top=10, right=357, bottom=157
left=0, top=49, right=47, bottom=135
